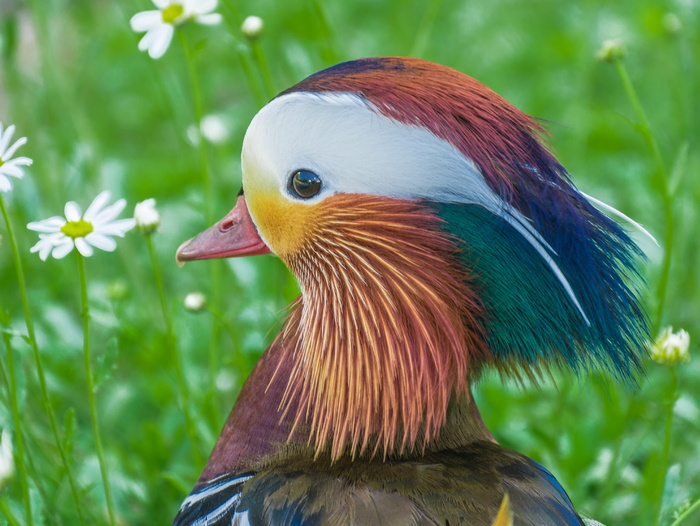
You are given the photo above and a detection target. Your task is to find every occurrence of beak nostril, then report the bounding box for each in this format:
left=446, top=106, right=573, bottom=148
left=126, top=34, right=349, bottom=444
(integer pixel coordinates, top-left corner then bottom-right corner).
left=220, top=218, right=237, bottom=232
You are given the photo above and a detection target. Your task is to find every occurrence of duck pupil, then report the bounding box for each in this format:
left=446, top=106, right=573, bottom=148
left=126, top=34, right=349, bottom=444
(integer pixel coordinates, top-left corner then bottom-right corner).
left=291, top=170, right=321, bottom=198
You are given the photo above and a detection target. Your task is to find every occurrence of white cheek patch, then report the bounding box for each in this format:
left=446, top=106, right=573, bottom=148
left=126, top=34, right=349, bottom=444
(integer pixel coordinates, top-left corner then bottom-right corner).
left=242, top=91, right=493, bottom=204
left=241, top=91, right=589, bottom=323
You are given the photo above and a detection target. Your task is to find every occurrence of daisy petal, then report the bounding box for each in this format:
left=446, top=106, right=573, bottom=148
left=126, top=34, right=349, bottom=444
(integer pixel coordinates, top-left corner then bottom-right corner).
left=0, top=175, right=11, bottom=192
left=196, top=13, right=222, bottom=25
left=27, top=217, right=66, bottom=232
left=39, top=241, right=54, bottom=261
left=0, top=164, right=25, bottom=178
left=44, top=232, right=67, bottom=243
left=190, top=0, right=217, bottom=14
left=75, top=237, right=94, bottom=257
left=0, top=124, right=14, bottom=156
left=2, top=137, right=27, bottom=161
left=153, top=0, right=170, bottom=8
left=138, top=28, right=159, bottom=52
left=98, top=218, right=136, bottom=237
left=7, top=156, right=33, bottom=166
left=51, top=239, right=75, bottom=259
left=83, top=191, right=112, bottom=222
left=30, top=238, right=52, bottom=260
left=64, top=201, right=82, bottom=222
left=86, top=233, right=117, bottom=252
left=130, top=10, right=162, bottom=31
left=91, top=198, right=126, bottom=225
left=29, top=239, right=44, bottom=253
left=148, top=24, right=174, bottom=59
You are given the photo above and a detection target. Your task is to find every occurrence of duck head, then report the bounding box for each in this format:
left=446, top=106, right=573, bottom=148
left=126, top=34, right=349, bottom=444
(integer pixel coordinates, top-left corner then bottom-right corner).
left=177, top=57, right=648, bottom=459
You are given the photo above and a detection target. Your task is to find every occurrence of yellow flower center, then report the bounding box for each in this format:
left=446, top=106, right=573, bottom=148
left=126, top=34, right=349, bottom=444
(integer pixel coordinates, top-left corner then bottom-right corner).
left=0, top=159, right=4, bottom=167
left=162, top=4, right=184, bottom=24
left=61, top=219, right=94, bottom=238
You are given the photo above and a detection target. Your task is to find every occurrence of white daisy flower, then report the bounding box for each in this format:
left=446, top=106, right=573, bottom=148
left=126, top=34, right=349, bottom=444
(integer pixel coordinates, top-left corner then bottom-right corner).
left=27, top=191, right=136, bottom=260
left=134, top=198, right=161, bottom=234
left=130, top=0, right=223, bottom=60
left=0, top=122, right=33, bottom=193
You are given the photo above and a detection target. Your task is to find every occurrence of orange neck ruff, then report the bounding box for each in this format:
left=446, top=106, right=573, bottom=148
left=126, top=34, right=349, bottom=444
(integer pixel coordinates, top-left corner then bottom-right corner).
left=273, top=194, right=489, bottom=460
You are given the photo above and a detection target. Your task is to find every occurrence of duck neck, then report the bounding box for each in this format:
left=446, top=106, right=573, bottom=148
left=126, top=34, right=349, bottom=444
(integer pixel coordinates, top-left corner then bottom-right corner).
left=199, top=334, right=493, bottom=482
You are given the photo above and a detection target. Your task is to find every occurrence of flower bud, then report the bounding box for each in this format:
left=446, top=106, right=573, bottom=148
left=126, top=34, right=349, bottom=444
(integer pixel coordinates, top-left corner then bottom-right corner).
left=108, top=280, right=128, bottom=301
left=184, top=292, right=207, bottom=313
left=200, top=114, right=229, bottom=144
left=662, top=13, right=681, bottom=35
left=134, top=198, right=160, bottom=235
left=241, top=16, right=263, bottom=40
left=597, top=38, right=625, bottom=62
left=650, top=327, right=691, bottom=365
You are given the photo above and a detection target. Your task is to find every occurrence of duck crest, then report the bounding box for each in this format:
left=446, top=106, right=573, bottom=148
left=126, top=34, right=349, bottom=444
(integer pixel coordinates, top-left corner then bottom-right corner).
left=282, top=56, right=649, bottom=383
left=273, top=194, right=489, bottom=460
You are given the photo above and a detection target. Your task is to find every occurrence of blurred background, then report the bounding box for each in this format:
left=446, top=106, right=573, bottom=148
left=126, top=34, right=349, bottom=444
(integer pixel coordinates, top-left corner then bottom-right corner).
left=0, top=0, right=698, bottom=524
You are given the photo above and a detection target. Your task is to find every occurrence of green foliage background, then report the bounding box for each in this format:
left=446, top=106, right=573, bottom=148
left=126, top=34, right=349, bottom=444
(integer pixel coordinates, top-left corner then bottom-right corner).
left=0, top=0, right=698, bottom=524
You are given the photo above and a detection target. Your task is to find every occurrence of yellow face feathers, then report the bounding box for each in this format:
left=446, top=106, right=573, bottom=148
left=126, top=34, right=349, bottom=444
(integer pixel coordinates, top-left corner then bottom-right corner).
left=243, top=188, right=321, bottom=259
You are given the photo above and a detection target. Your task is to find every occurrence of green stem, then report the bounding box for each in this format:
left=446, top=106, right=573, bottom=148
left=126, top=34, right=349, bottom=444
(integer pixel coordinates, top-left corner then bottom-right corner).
left=145, top=235, right=202, bottom=466
left=0, top=195, right=85, bottom=525
left=178, top=29, right=223, bottom=409
left=219, top=4, right=267, bottom=107
left=669, top=497, right=700, bottom=526
left=410, top=0, right=443, bottom=57
left=652, top=366, right=679, bottom=526
left=236, top=44, right=268, bottom=108
left=591, top=393, right=635, bottom=516
left=0, top=498, right=22, bottom=526
left=311, top=0, right=341, bottom=64
left=206, top=305, right=248, bottom=372
left=178, top=30, right=213, bottom=222
left=613, top=60, right=673, bottom=333
left=76, top=254, right=116, bottom=526
left=250, top=40, right=276, bottom=100
left=1, top=332, right=32, bottom=526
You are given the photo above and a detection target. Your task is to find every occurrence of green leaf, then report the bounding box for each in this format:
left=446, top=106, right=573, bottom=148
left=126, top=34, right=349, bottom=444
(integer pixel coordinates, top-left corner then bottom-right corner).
left=94, top=337, right=119, bottom=391
left=669, top=142, right=689, bottom=197
left=1, top=16, right=18, bottom=63
left=162, top=472, right=191, bottom=495
left=62, top=408, right=77, bottom=455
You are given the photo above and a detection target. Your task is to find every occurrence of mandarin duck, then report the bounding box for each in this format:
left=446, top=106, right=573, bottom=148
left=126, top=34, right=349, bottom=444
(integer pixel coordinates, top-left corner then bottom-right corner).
left=174, top=57, right=649, bottom=525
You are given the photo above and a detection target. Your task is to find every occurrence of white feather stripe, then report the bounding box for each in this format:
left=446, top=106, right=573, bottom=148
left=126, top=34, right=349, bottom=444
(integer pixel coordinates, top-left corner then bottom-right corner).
left=580, top=191, right=658, bottom=246
left=495, top=205, right=590, bottom=325
left=181, top=474, right=253, bottom=508
left=448, top=187, right=589, bottom=324
left=189, top=493, right=241, bottom=526
left=232, top=510, right=251, bottom=526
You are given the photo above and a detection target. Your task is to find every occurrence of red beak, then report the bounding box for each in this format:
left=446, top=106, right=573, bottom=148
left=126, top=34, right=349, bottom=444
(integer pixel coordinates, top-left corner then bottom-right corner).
left=176, top=195, right=271, bottom=264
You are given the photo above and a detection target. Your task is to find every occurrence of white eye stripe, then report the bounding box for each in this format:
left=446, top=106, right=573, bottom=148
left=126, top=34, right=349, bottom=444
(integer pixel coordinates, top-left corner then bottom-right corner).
left=242, top=91, right=490, bottom=205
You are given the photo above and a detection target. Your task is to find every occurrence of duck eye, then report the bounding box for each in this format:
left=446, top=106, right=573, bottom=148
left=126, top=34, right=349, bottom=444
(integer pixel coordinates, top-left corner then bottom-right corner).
left=289, top=170, right=322, bottom=199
